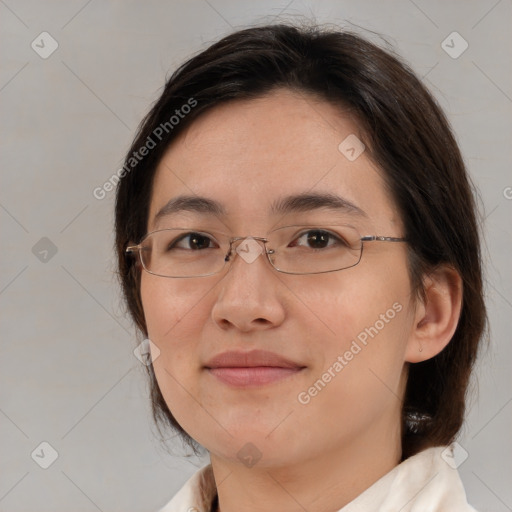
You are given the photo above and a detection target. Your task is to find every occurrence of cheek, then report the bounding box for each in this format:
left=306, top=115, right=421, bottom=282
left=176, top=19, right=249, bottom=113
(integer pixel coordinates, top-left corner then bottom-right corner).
left=140, top=275, right=208, bottom=340
left=319, top=270, right=411, bottom=399
left=140, top=276, right=207, bottom=387
left=140, top=275, right=212, bottom=435
left=291, top=255, right=411, bottom=342
left=299, top=259, right=412, bottom=383
left=294, top=292, right=411, bottom=444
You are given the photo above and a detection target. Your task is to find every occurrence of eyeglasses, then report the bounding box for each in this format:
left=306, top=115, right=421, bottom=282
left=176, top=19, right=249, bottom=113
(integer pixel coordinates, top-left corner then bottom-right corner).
left=126, top=224, right=407, bottom=278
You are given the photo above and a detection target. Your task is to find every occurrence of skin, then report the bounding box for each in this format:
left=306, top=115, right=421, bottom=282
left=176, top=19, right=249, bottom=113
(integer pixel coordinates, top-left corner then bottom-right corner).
left=140, top=89, right=462, bottom=512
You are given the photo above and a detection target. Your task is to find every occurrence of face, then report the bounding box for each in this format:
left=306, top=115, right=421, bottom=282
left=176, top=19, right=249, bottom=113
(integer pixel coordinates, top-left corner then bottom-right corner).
left=140, top=89, right=417, bottom=468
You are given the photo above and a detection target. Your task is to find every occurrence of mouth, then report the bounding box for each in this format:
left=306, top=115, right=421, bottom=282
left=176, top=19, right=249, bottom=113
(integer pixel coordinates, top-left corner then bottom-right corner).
left=204, top=349, right=306, bottom=387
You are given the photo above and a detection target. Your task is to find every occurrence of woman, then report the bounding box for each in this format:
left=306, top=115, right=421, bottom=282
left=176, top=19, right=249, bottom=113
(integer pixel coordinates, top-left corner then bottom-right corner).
left=115, top=23, right=486, bottom=512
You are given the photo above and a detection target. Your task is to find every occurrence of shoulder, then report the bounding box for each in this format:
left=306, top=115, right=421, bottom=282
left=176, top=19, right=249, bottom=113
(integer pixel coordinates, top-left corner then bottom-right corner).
left=342, top=445, right=478, bottom=511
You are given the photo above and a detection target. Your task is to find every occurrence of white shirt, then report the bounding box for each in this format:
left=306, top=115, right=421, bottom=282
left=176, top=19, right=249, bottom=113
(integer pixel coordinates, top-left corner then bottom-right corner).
left=158, top=444, right=477, bottom=512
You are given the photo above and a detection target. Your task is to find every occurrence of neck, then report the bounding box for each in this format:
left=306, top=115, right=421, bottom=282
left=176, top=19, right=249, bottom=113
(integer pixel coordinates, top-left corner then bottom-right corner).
left=210, top=419, right=402, bottom=512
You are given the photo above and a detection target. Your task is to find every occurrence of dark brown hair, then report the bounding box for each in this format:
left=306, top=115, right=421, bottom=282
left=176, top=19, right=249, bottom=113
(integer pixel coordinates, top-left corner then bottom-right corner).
left=115, top=23, right=486, bottom=459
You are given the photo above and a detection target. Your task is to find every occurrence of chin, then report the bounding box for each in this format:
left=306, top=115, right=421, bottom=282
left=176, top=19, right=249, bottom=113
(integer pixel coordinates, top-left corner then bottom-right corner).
left=202, top=425, right=304, bottom=468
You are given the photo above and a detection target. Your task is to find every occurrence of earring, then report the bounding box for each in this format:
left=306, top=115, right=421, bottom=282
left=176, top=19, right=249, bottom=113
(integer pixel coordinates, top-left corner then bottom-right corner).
left=418, top=342, right=423, bottom=353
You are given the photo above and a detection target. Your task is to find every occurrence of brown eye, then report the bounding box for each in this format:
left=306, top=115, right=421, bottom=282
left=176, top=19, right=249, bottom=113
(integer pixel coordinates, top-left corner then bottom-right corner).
left=171, top=232, right=216, bottom=251
left=291, top=230, right=345, bottom=250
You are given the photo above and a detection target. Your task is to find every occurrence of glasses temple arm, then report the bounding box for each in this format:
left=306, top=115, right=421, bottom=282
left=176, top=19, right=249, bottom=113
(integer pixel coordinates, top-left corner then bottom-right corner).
left=360, top=236, right=407, bottom=242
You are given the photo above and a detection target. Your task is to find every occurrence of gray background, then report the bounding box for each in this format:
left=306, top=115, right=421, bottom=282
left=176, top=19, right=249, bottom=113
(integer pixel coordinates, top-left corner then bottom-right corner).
left=1, top=1, right=511, bottom=511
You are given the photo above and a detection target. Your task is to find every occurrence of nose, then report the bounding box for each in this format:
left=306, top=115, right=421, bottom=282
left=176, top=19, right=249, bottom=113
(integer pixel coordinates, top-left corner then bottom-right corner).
left=211, top=237, right=286, bottom=333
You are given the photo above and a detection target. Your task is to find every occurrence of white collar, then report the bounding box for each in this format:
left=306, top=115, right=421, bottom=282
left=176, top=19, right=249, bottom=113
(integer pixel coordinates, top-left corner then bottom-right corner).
left=158, top=445, right=477, bottom=512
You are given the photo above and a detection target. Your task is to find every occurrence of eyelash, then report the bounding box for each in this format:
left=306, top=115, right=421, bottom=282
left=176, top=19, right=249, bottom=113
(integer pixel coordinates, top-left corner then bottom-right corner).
left=169, top=229, right=346, bottom=251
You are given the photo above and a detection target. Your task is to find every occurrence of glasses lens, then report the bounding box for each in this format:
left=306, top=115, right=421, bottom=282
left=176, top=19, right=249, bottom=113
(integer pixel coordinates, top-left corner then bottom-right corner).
left=140, top=229, right=227, bottom=277
left=268, top=224, right=362, bottom=274
left=137, top=225, right=363, bottom=277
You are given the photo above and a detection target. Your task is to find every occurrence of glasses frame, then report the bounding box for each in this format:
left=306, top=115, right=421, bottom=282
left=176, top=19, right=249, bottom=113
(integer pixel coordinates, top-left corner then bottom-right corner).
left=125, top=226, right=407, bottom=278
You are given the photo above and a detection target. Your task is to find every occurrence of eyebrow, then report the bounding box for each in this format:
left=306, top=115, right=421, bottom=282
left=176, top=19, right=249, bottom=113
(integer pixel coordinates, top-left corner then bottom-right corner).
left=153, top=192, right=367, bottom=223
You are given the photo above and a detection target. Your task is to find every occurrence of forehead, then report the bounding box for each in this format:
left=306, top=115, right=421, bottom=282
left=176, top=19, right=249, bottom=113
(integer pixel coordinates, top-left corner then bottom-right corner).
left=148, top=89, right=401, bottom=232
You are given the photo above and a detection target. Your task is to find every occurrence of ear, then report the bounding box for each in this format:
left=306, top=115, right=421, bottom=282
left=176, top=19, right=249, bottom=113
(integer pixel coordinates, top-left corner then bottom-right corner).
left=405, top=265, right=463, bottom=363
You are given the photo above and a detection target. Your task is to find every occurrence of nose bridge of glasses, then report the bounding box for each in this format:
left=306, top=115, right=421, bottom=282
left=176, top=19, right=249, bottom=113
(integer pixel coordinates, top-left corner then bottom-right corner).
left=226, top=235, right=271, bottom=265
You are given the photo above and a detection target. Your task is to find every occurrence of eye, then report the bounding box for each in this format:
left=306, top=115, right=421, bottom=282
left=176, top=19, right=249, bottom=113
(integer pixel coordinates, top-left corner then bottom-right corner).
left=170, top=232, right=218, bottom=251
left=290, top=229, right=347, bottom=250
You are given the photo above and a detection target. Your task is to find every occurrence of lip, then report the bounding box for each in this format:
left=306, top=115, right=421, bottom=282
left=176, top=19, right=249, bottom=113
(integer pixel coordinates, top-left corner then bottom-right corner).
left=204, top=349, right=306, bottom=387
